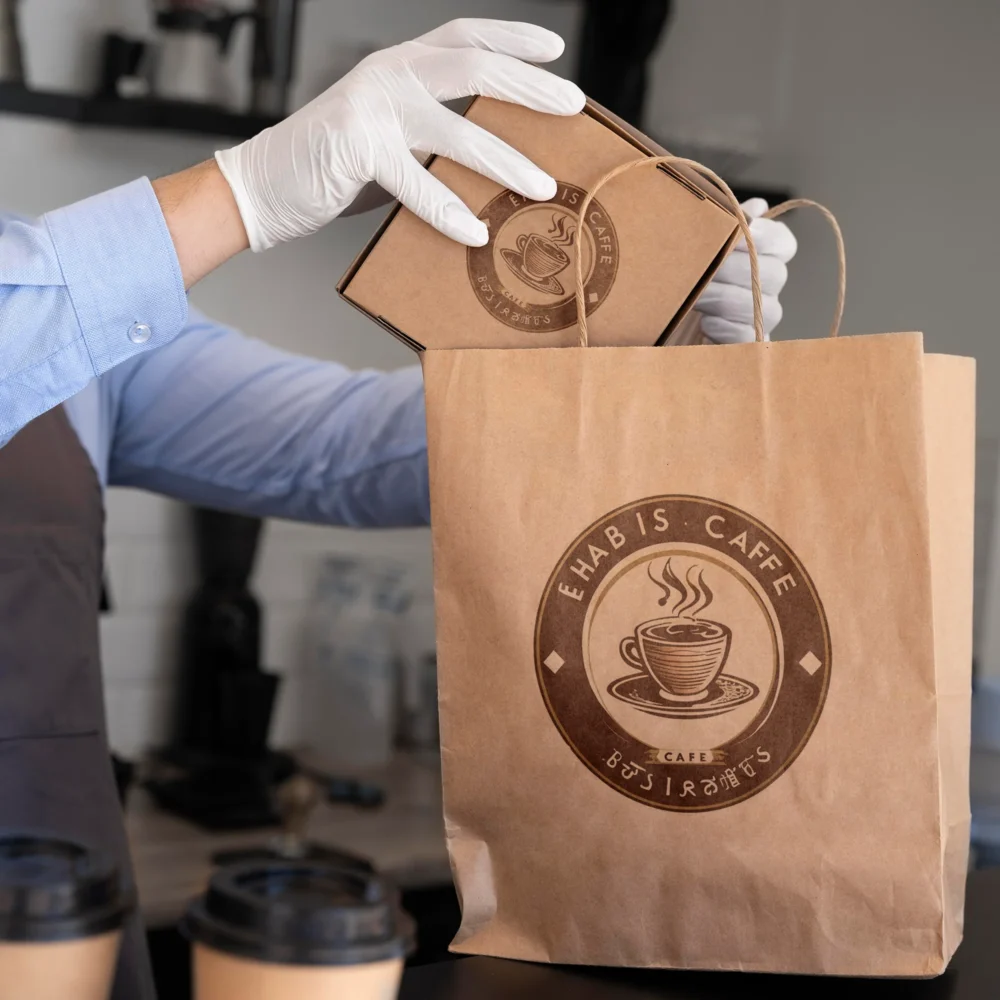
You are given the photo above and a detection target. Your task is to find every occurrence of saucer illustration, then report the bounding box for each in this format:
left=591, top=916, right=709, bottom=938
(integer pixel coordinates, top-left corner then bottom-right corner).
left=608, top=672, right=759, bottom=719
left=610, top=558, right=760, bottom=720
left=499, top=248, right=566, bottom=296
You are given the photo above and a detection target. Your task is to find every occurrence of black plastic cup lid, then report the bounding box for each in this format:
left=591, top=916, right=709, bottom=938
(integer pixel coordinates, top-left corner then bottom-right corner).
left=181, top=861, right=415, bottom=967
left=0, top=831, right=135, bottom=942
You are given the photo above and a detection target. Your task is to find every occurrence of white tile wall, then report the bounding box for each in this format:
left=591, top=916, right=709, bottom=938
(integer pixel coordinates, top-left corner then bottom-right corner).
left=100, top=610, right=180, bottom=685
left=100, top=488, right=438, bottom=757
left=104, top=681, right=174, bottom=759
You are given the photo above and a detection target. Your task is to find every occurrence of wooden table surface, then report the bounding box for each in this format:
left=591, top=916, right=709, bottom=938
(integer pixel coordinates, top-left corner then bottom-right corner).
left=126, top=751, right=452, bottom=927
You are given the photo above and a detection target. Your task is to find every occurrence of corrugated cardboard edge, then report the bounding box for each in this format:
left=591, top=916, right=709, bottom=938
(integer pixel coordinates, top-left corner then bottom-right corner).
left=922, top=352, right=976, bottom=968
left=337, top=97, right=739, bottom=352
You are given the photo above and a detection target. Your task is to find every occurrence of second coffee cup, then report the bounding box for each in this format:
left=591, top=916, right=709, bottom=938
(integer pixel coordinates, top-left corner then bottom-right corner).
left=182, top=860, right=415, bottom=1000
left=0, top=831, right=133, bottom=1000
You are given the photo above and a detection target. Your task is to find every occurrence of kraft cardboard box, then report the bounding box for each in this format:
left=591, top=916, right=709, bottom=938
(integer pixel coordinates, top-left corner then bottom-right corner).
left=338, top=97, right=739, bottom=351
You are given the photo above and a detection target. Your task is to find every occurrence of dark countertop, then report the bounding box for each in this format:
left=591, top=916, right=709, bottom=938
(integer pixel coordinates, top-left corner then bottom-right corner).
left=400, top=870, right=999, bottom=999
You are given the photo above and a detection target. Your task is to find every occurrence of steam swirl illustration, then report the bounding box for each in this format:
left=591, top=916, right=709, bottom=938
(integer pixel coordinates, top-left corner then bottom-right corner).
left=500, top=211, right=579, bottom=296
left=611, top=557, right=756, bottom=715
left=649, top=559, right=714, bottom=619
left=546, top=213, right=577, bottom=247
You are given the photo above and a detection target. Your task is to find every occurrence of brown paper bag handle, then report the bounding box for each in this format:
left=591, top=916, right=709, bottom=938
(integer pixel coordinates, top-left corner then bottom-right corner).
left=763, top=198, right=846, bottom=340
left=574, top=161, right=846, bottom=346
left=575, top=156, right=763, bottom=347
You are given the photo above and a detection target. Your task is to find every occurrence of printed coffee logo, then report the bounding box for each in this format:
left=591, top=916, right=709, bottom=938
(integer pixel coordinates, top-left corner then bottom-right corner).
left=467, top=181, right=618, bottom=332
left=534, top=496, right=831, bottom=811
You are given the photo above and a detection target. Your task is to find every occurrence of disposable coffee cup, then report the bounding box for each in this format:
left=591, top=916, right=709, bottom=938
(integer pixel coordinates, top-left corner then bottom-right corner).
left=182, top=860, right=415, bottom=1000
left=0, top=831, right=134, bottom=1000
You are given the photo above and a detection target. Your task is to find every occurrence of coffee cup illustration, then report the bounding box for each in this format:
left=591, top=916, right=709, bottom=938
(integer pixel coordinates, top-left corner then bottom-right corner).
left=500, top=212, right=577, bottom=296
left=609, top=558, right=758, bottom=718
left=620, top=617, right=732, bottom=702
left=518, top=232, right=570, bottom=277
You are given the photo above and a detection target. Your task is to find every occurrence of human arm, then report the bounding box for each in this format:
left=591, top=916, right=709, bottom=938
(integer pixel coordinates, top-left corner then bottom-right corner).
left=2, top=18, right=580, bottom=446
left=152, top=18, right=587, bottom=285
left=0, top=182, right=188, bottom=447
left=105, top=310, right=428, bottom=527
left=151, top=160, right=249, bottom=288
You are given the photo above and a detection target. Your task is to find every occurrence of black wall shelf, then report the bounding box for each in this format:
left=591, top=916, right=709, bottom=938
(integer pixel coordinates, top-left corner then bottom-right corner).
left=0, top=82, right=278, bottom=139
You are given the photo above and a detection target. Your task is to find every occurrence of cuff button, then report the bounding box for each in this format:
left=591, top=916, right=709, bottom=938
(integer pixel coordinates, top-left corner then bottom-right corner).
left=128, top=322, right=152, bottom=345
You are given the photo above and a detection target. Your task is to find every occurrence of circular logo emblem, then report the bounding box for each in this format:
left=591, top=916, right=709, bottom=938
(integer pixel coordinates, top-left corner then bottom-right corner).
left=535, top=496, right=831, bottom=811
left=467, top=181, right=618, bottom=332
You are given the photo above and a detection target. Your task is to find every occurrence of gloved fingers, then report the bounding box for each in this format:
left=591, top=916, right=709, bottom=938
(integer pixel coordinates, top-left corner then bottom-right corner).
left=731, top=216, right=797, bottom=262
left=740, top=197, right=769, bottom=221
left=413, top=103, right=556, bottom=201
left=416, top=47, right=585, bottom=115
left=373, top=140, right=487, bottom=246
left=695, top=284, right=783, bottom=333
left=698, top=315, right=771, bottom=345
left=416, top=18, right=566, bottom=63
left=710, top=251, right=788, bottom=297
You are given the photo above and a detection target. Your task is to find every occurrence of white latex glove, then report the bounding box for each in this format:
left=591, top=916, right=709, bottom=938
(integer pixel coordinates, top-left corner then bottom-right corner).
left=694, top=198, right=798, bottom=344
left=215, top=19, right=585, bottom=252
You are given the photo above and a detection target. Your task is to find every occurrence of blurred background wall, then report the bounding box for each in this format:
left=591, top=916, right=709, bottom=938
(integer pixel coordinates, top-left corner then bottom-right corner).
left=3, top=0, right=999, bottom=756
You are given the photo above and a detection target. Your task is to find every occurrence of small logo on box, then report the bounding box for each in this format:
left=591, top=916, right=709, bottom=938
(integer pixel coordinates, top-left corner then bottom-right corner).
left=534, top=496, right=831, bottom=811
left=468, top=181, right=619, bottom=333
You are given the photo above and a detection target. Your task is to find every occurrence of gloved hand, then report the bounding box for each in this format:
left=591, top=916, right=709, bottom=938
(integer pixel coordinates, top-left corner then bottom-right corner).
left=694, top=199, right=798, bottom=344
left=215, top=19, right=585, bottom=252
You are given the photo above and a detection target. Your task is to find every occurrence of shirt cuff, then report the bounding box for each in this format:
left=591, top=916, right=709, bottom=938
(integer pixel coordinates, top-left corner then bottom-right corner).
left=44, top=178, right=188, bottom=376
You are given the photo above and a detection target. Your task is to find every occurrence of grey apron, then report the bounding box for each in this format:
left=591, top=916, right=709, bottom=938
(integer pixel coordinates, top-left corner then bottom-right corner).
left=0, top=404, right=155, bottom=999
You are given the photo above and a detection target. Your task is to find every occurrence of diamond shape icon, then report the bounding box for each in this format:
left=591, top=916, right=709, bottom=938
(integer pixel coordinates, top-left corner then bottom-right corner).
left=799, top=651, right=822, bottom=676
left=544, top=651, right=565, bottom=674
left=588, top=291, right=599, bottom=304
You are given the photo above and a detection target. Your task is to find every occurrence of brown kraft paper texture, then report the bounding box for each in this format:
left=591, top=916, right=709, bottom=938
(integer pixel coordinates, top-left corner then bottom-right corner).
left=423, top=318, right=975, bottom=975
left=339, top=98, right=737, bottom=351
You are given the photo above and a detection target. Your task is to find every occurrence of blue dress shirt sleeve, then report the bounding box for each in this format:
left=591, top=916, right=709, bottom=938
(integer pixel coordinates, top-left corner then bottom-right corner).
left=0, top=179, right=188, bottom=446
left=106, top=309, right=429, bottom=527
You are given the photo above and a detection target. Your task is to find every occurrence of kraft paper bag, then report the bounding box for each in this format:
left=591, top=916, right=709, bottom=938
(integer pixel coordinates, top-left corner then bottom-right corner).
left=422, top=166, right=975, bottom=977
